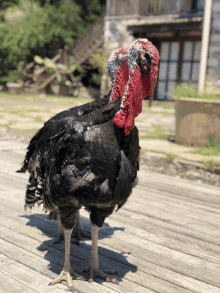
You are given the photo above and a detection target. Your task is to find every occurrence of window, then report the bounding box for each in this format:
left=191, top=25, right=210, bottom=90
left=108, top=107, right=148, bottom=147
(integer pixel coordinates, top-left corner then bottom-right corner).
left=157, top=41, right=179, bottom=100
left=156, top=40, right=201, bottom=100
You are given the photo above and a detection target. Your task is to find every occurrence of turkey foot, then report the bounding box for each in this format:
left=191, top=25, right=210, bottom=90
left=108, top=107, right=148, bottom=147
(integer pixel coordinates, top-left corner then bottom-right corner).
left=83, top=223, right=118, bottom=284
left=49, top=270, right=84, bottom=286
left=49, top=228, right=84, bottom=291
left=83, top=265, right=118, bottom=284
left=49, top=270, right=73, bottom=291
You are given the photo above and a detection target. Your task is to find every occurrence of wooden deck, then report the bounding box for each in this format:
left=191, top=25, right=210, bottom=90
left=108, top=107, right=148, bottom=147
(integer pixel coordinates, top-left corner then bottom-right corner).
left=1, top=140, right=220, bottom=293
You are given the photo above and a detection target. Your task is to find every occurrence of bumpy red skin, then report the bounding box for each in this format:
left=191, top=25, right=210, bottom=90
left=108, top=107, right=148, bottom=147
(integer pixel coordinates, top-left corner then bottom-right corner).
left=107, top=39, right=160, bottom=135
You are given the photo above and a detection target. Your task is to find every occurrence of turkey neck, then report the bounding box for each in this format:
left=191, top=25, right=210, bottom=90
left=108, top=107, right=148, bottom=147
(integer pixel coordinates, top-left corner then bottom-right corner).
left=66, top=98, right=123, bottom=135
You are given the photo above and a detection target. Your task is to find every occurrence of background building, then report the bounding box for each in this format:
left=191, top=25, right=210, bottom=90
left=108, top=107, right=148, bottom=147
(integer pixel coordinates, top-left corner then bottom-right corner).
left=101, top=0, right=220, bottom=100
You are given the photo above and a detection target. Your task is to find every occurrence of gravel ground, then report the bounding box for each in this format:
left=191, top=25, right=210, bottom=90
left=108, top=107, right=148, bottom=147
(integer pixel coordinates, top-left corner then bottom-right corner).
left=1, top=126, right=220, bottom=187
left=140, top=152, right=220, bottom=187
left=0, top=127, right=31, bottom=144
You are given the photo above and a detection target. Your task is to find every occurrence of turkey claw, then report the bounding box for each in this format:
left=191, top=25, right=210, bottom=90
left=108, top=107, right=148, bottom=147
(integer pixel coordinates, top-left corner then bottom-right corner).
left=48, top=270, right=85, bottom=291
left=83, top=266, right=119, bottom=284
left=48, top=270, right=74, bottom=291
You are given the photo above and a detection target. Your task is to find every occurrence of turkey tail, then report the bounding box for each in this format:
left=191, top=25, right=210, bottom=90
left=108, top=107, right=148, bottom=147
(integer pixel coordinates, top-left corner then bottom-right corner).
left=16, top=127, right=44, bottom=173
left=113, top=150, right=133, bottom=210
left=25, top=173, right=43, bottom=209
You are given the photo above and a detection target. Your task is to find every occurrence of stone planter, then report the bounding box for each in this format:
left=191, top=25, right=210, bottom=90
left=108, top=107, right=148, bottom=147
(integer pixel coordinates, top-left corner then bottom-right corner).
left=175, top=97, right=220, bottom=147
left=6, top=82, right=23, bottom=94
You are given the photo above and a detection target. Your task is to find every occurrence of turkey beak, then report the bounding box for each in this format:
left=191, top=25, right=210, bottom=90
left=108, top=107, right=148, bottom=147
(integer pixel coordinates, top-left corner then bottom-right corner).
left=139, top=51, right=152, bottom=77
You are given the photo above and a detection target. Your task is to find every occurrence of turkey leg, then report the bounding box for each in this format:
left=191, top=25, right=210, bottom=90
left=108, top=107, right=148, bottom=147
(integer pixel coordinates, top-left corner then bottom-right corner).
left=72, top=210, right=91, bottom=241
left=83, top=223, right=118, bottom=284
left=49, top=228, right=84, bottom=291
left=53, top=213, right=64, bottom=244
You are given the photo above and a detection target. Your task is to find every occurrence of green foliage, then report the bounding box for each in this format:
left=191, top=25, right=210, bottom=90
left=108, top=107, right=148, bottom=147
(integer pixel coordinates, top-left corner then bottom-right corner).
left=67, top=58, right=83, bottom=74
left=45, top=67, right=56, bottom=75
left=91, top=72, right=101, bottom=85
left=0, top=0, right=19, bottom=8
left=172, top=85, right=220, bottom=100
left=84, top=0, right=105, bottom=25
left=43, top=1, right=85, bottom=47
left=191, top=139, right=220, bottom=156
left=166, top=154, right=174, bottom=164
left=0, top=0, right=85, bottom=84
left=0, top=0, right=106, bottom=87
left=34, top=54, right=82, bottom=86
left=89, top=47, right=109, bottom=68
left=86, top=46, right=109, bottom=88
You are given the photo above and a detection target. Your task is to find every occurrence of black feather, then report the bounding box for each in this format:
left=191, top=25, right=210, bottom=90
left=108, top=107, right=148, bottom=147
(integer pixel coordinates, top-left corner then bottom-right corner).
left=19, top=90, right=140, bottom=230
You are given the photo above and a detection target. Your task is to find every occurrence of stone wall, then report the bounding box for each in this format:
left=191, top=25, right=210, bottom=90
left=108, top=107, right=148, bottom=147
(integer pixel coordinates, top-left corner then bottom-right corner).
left=206, top=0, right=220, bottom=92
left=100, top=16, right=136, bottom=95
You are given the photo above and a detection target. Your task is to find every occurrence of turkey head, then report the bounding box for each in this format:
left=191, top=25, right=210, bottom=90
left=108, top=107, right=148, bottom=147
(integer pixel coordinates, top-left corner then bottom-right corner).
left=108, top=38, right=160, bottom=135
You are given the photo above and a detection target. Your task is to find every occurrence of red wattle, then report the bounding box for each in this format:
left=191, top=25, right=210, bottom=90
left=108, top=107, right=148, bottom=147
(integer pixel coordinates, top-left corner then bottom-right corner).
left=114, top=67, right=146, bottom=135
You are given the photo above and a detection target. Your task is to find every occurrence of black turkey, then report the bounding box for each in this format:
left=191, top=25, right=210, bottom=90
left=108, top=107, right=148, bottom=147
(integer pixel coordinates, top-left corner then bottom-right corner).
left=17, top=38, right=159, bottom=291
left=18, top=93, right=111, bottom=242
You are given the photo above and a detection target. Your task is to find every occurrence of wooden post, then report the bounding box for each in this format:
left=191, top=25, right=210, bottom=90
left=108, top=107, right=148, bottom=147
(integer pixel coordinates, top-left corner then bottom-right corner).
left=106, top=0, right=111, bottom=16
left=111, top=0, right=116, bottom=15
left=58, top=49, right=63, bottom=64
left=64, top=46, right=69, bottom=65
left=134, top=0, right=139, bottom=15
left=198, top=0, right=213, bottom=93
left=176, top=0, right=181, bottom=13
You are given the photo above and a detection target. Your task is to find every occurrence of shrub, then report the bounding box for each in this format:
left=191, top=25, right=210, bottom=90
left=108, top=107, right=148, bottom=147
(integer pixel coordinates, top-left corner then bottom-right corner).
left=172, top=85, right=220, bottom=100
left=0, top=0, right=84, bottom=84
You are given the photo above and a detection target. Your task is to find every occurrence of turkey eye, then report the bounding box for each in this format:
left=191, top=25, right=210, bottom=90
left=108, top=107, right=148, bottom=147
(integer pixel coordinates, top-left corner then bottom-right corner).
left=144, top=53, right=152, bottom=75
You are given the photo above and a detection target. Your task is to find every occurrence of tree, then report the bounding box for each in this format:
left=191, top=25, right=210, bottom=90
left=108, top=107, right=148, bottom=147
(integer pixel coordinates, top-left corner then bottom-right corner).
left=0, top=0, right=107, bottom=86
left=0, top=0, right=84, bottom=83
left=0, top=0, right=20, bottom=8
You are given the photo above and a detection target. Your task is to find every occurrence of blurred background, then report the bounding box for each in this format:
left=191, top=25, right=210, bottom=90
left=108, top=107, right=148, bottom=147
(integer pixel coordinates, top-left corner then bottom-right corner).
left=1, top=0, right=220, bottom=184
left=0, top=0, right=219, bottom=100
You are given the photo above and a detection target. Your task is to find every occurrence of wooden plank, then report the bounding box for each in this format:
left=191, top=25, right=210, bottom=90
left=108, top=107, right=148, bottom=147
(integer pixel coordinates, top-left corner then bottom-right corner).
left=2, top=143, right=220, bottom=292
left=0, top=216, right=208, bottom=293
left=0, top=270, right=38, bottom=293
left=138, top=169, right=220, bottom=196
left=1, top=202, right=220, bottom=292
left=2, top=192, right=220, bottom=270
left=2, top=182, right=220, bottom=267
left=132, top=188, right=220, bottom=220
left=138, top=185, right=220, bottom=218
left=0, top=184, right=26, bottom=196
left=134, top=185, right=220, bottom=215
left=0, top=170, right=28, bottom=184
left=0, top=174, right=27, bottom=192
left=2, top=186, right=220, bottom=266
left=122, top=199, right=220, bottom=237
left=0, top=239, right=119, bottom=293
left=2, top=188, right=220, bottom=262
left=0, top=254, right=67, bottom=293
left=125, top=194, right=220, bottom=227
left=2, top=170, right=218, bottom=262
left=0, top=151, right=26, bottom=164
left=0, top=199, right=157, bottom=292
left=0, top=226, right=156, bottom=293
